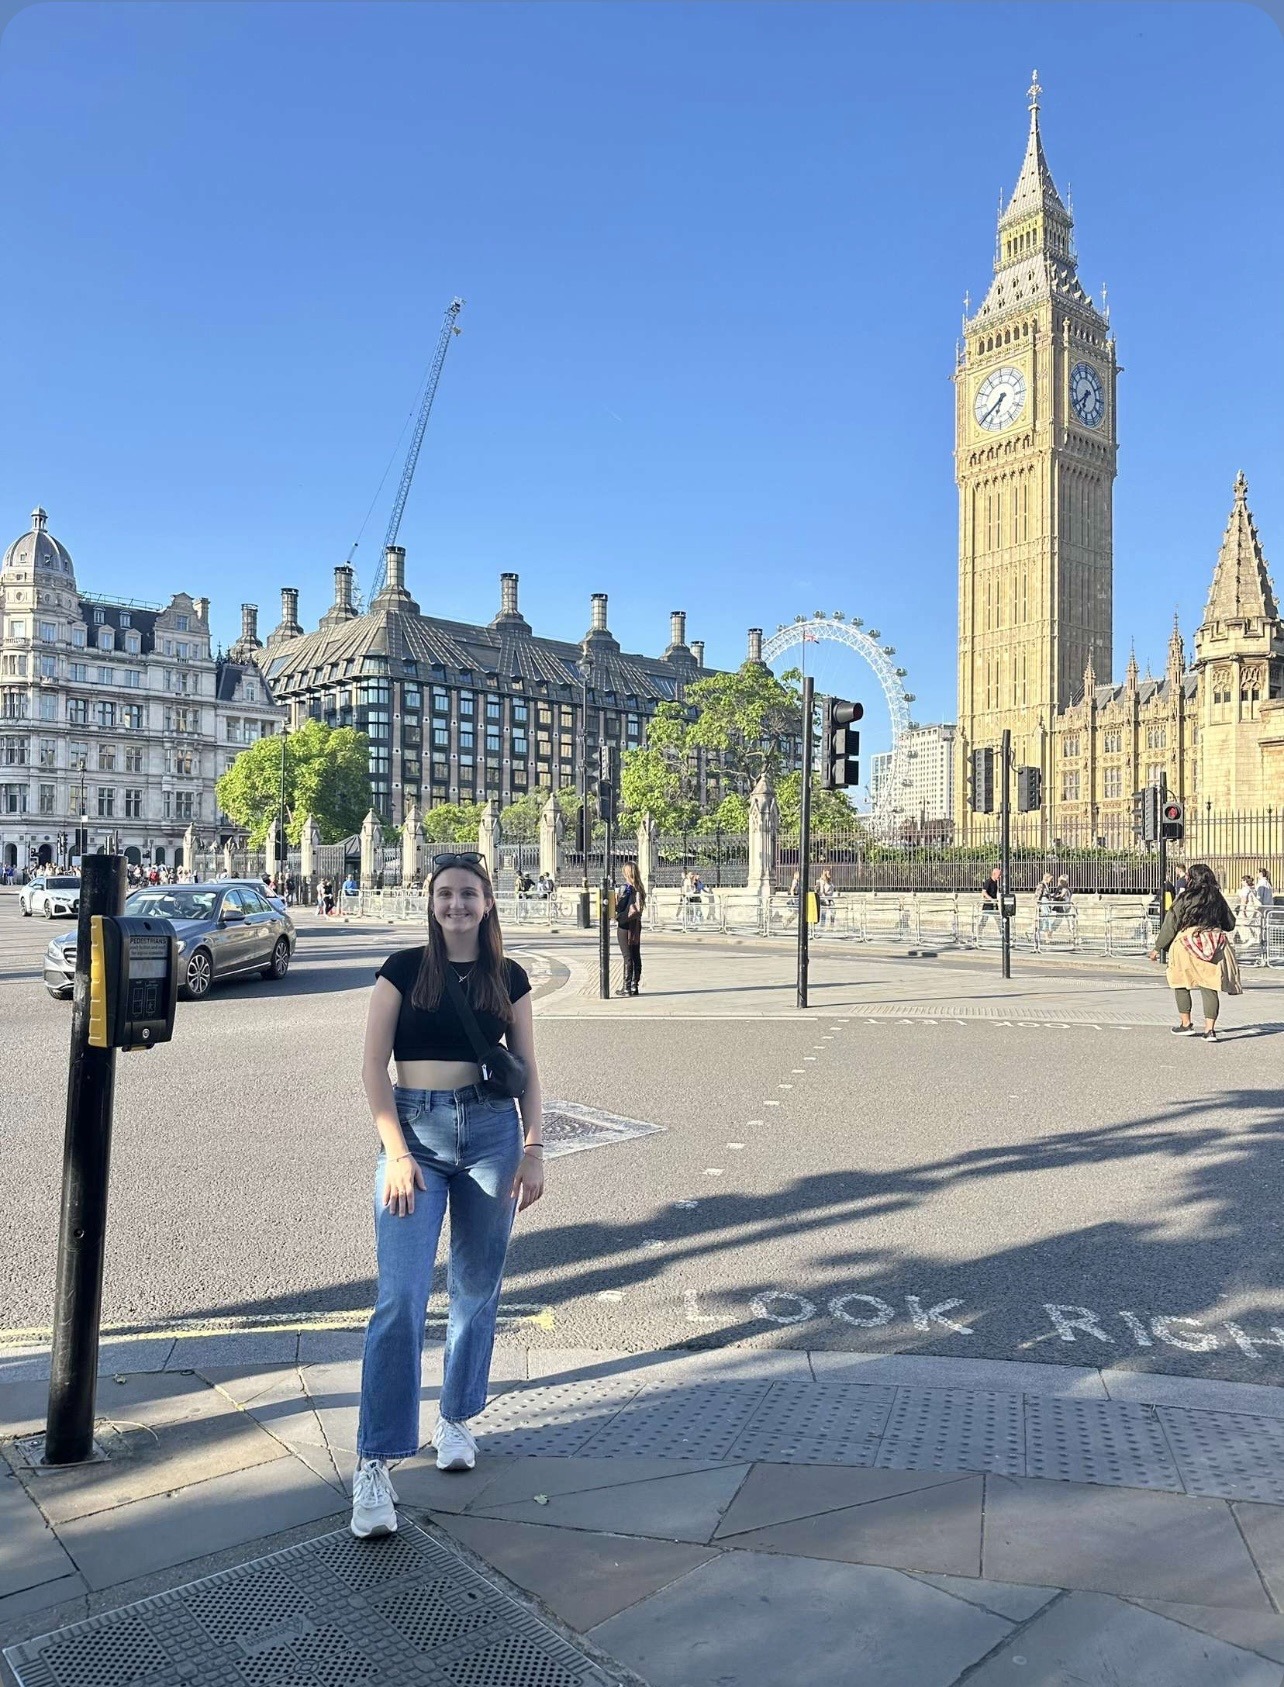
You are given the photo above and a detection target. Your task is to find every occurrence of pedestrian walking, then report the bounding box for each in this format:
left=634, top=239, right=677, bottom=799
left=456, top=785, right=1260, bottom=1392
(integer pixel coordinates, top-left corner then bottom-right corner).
left=1149, top=861, right=1240, bottom=1042
left=350, top=851, right=544, bottom=1540
left=1236, top=875, right=1258, bottom=944
left=1036, top=871, right=1055, bottom=935
left=1049, top=874, right=1074, bottom=938
left=816, top=868, right=836, bottom=930
left=1174, top=866, right=1189, bottom=898
left=614, top=861, right=646, bottom=996
left=1256, top=868, right=1274, bottom=918
left=978, top=866, right=1001, bottom=939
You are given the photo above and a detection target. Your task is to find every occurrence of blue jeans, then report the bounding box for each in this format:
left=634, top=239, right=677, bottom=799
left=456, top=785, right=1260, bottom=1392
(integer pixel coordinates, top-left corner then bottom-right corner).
left=357, top=1084, right=524, bottom=1460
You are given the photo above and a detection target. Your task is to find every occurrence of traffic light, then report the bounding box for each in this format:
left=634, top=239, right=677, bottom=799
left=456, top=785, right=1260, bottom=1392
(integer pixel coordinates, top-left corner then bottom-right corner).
left=1015, top=766, right=1043, bottom=812
left=1133, top=787, right=1161, bottom=844
left=597, top=779, right=617, bottom=826
left=969, top=746, right=995, bottom=814
left=819, top=697, right=863, bottom=791
left=1161, top=796, right=1184, bottom=843
left=576, top=805, right=591, bottom=854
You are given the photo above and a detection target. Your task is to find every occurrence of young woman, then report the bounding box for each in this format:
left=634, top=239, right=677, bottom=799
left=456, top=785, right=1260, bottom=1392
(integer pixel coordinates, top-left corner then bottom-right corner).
left=614, top=861, right=646, bottom=996
left=1149, top=861, right=1238, bottom=1042
left=351, top=852, right=545, bottom=1538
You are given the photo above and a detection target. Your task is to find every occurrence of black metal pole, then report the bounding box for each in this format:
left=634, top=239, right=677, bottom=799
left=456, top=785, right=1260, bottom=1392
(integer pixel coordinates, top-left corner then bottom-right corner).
left=1000, top=728, right=1012, bottom=981
left=1158, top=770, right=1168, bottom=912
left=797, top=677, right=814, bottom=1009
left=600, top=809, right=612, bottom=999
left=578, top=675, right=590, bottom=929
left=44, top=853, right=125, bottom=1465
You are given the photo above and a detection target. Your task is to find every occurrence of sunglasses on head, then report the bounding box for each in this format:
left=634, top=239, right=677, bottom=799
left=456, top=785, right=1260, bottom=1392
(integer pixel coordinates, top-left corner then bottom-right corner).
left=431, top=852, right=484, bottom=871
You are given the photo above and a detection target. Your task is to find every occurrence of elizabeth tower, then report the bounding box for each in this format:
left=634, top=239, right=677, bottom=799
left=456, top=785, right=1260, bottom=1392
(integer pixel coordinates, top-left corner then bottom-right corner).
left=955, top=75, right=1119, bottom=826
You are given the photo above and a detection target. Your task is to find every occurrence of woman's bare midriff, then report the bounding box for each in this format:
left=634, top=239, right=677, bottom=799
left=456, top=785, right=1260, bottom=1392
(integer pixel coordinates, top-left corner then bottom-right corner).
left=395, top=1059, right=482, bottom=1092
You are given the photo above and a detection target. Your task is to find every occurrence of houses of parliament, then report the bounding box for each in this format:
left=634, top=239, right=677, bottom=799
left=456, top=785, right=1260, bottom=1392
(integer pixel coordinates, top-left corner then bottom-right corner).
left=955, top=76, right=1282, bottom=838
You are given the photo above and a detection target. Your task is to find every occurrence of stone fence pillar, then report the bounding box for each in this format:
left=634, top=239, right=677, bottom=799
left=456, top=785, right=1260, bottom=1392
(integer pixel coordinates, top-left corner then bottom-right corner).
left=402, top=801, right=424, bottom=887
left=477, top=799, right=501, bottom=879
left=636, top=811, right=658, bottom=892
left=539, top=794, right=563, bottom=884
left=359, top=809, right=380, bottom=888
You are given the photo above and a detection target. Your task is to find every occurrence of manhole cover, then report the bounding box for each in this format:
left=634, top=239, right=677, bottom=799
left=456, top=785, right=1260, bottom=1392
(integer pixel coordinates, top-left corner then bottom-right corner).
left=540, top=1101, right=665, bottom=1159
left=2, top=1522, right=618, bottom=1687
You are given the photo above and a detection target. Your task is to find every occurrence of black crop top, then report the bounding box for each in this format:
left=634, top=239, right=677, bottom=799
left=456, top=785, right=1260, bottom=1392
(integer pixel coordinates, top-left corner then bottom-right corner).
left=375, top=947, right=531, bottom=1063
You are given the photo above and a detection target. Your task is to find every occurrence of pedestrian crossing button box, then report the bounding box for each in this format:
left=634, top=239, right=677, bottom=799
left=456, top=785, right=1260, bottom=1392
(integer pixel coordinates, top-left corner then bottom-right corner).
left=1001, top=893, right=1017, bottom=918
left=88, top=915, right=178, bottom=1051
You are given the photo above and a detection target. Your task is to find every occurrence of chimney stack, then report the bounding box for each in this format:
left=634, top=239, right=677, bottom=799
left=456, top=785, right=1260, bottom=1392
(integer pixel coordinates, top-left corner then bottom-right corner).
left=670, top=610, right=687, bottom=648
left=240, top=604, right=260, bottom=646
left=691, top=639, right=705, bottom=667
left=501, top=573, right=519, bottom=616
left=193, top=597, right=210, bottom=625
left=383, top=545, right=406, bottom=593
left=747, top=628, right=764, bottom=664
left=335, top=565, right=354, bottom=611
left=282, top=587, right=300, bottom=629
left=590, top=593, right=609, bottom=632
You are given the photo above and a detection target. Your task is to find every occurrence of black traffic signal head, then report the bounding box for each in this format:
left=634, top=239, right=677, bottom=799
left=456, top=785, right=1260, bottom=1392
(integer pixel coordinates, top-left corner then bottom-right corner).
left=820, top=697, right=863, bottom=790
left=969, top=746, right=995, bottom=813
left=1015, top=765, right=1043, bottom=813
left=1161, top=796, right=1184, bottom=842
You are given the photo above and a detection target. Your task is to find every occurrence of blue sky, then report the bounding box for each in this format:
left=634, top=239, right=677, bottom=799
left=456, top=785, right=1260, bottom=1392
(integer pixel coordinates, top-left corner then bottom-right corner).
left=1, top=1, right=1280, bottom=763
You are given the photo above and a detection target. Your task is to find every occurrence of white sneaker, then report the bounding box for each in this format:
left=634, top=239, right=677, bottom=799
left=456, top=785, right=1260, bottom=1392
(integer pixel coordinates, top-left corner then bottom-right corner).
left=350, top=1458, right=398, bottom=1538
left=431, top=1418, right=477, bottom=1471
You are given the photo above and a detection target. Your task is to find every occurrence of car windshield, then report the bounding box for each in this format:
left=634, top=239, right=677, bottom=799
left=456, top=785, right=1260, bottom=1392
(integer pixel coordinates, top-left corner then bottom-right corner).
left=47, top=877, right=79, bottom=890
left=124, top=889, right=219, bottom=922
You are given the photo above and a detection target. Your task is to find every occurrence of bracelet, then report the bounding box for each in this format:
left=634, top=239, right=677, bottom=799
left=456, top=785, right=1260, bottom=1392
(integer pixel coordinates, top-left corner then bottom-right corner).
left=522, top=1144, right=545, bottom=1155
left=394, top=1152, right=413, bottom=1162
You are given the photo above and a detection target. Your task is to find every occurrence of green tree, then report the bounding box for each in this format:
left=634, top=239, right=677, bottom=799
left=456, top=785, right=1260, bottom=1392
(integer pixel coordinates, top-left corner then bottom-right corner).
left=215, top=720, right=372, bottom=846
left=500, top=785, right=594, bottom=842
left=774, top=772, right=860, bottom=833
left=421, top=802, right=484, bottom=845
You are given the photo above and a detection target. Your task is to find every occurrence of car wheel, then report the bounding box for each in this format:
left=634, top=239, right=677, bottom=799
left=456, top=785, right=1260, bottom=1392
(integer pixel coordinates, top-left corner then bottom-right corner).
left=21, top=904, right=31, bottom=917
left=46, top=987, right=72, bottom=1000
left=263, top=937, right=290, bottom=981
left=43, top=902, right=54, bottom=918
left=182, top=948, right=214, bottom=1000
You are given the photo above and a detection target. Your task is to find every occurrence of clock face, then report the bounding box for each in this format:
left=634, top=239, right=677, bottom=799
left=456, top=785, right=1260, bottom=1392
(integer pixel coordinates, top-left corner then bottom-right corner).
left=1070, top=361, right=1105, bottom=428
left=973, top=366, right=1026, bottom=432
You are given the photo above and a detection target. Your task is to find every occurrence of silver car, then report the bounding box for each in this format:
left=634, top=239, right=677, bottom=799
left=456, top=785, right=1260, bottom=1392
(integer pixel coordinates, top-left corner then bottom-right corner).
left=43, top=879, right=296, bottom=1001
left=20, top=875, right=81, bottom=920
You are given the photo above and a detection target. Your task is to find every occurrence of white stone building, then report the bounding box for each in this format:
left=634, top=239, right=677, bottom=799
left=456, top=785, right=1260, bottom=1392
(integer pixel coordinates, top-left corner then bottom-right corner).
left=870, top=723, right=957, bottom=830
left=0, top=509, right=284, bottom=873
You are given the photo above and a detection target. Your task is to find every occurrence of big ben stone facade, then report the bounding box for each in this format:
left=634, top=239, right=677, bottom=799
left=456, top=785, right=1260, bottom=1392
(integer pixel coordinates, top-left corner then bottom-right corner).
left=956, top=74, right=1118, bottom=821
left=956, top=78, right=1282, bottom=840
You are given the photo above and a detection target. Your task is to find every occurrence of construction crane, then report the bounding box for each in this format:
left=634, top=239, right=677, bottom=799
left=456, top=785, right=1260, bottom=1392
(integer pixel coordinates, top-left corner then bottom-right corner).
left=356, top=296, right=464, bottom=604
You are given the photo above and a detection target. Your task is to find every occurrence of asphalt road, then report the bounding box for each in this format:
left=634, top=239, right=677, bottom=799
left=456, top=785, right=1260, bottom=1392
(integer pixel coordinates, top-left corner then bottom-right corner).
left=3, top=894, right=1283, bottom=1384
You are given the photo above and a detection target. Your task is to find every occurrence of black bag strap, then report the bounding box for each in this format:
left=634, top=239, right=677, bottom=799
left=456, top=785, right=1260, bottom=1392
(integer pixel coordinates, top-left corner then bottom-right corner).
left=443, top=966, right=496, bottom=1064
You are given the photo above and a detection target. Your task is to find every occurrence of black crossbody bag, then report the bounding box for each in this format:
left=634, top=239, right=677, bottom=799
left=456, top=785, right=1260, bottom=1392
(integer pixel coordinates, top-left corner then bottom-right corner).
left=443, top=967, right=529, bottom=1100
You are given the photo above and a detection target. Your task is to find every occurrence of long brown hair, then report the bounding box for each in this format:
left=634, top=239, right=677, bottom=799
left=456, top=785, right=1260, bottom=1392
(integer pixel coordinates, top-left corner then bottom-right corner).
left=412, top=857, right=514, bottom=1021
left=1173, top=862, right=1229, bottom=933
left=623, top=860, right=646, bottom=912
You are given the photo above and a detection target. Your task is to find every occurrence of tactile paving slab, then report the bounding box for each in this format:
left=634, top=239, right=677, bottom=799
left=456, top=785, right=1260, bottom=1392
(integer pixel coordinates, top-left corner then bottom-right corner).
left=726, top=1381, right=896, bottom=1466
left=467, top=1377, right=642, bottom=1457
left=576, top=1379, right=773, bottom=1459
left=875, top=1387, right=1025, bottom=1476
left=1158, top=1407, right=1284, bottom=1502
left=2, top=1522, right=617, bottom=1687
left=1025, top=1396, right=1183, bottom=1491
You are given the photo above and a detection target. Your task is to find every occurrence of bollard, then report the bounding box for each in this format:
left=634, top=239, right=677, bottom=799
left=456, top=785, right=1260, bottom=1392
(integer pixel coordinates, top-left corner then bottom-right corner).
left=44, top=854, right=125, bottom=1464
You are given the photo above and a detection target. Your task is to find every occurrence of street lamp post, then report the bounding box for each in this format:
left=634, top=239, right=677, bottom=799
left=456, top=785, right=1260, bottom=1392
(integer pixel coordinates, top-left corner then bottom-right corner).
left=272, top=725, right=289, bottom=888
left=577, top=667, right=591, bottom=929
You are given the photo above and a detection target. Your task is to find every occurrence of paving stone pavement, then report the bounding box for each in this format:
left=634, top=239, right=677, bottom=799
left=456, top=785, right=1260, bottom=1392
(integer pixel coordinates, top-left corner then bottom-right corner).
left=5, top=1338, right=1284, bottom=1685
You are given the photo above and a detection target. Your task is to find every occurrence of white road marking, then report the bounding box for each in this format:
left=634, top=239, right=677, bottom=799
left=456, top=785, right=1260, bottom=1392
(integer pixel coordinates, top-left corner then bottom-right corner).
left=791, top=1068, right=805, bottom=1074
left=704, top=1167, right=724, bottom=1176
left=764, top=1100, right=781, bottom=1106
left=597, top=1291, right=624, bottom=1302
left=726, top=1142, right=745, bottom=1150
left=751, top=1291, right=817, bottom=1326
left=746, top=1119, right=764, bottom=1126
left=778, top=1083, right=793, bottom=1090
left=684, top=1289, right=718, bottom=1323
left=674, top=1200, right=699, bottom=1210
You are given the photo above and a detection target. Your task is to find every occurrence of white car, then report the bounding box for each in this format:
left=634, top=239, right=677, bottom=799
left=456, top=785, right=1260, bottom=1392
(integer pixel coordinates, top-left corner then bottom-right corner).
left=20, top=874, right=81, bottom=919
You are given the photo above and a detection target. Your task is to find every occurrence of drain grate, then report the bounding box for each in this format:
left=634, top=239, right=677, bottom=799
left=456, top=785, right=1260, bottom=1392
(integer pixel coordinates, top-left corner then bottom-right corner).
left=2, top=1523, right=617, bottom=1687
left=539, top=1101, right=666, bottom=1161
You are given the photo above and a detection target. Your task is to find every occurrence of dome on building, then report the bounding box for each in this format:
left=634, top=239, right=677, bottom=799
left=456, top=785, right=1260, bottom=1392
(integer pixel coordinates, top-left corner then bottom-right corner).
left=1, top=508, right=76, bottom=580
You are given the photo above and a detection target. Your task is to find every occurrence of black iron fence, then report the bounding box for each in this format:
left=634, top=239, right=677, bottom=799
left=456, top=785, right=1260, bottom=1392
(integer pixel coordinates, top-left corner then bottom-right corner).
left=780, top=810, right=1284, bottom=896
left=654, top=831, right=751, bottom=888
